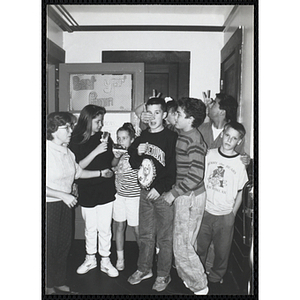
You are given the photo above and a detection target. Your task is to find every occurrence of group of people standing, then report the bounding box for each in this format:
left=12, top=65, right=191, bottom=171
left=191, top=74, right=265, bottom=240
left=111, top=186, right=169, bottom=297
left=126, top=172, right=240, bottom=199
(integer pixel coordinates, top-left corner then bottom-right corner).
left=45, top=93, right=249, bottom=295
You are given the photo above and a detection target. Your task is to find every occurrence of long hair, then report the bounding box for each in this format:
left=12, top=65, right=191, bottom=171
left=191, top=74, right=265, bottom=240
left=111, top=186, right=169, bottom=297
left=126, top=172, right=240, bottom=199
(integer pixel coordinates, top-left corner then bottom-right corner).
left=72, top=105, right=106, bottom=144
left=46, top=111, right=77, bottom=141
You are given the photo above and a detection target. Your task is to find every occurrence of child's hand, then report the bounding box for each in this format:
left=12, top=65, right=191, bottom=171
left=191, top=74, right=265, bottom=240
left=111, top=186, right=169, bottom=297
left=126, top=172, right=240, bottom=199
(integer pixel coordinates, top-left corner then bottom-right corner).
left=163, top=191, right=175, bottom=205
left=113, top=150, right=124, bottom=159
left=101, top=168, right=114, bottom=178
left=146, top=188, right=160, bottom=201
left=138, top=143, right=148, bottom=156
left=240, top=152, right=250, bottom=166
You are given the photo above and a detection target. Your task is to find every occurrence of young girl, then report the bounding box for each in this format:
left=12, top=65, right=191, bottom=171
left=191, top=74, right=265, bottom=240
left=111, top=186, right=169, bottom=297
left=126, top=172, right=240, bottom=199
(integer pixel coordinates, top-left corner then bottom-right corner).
left=46, top=112, right=103, bottom=294
left=69, top=105, right=119, bottom=278
left=111, top=123, right=140, bottom=271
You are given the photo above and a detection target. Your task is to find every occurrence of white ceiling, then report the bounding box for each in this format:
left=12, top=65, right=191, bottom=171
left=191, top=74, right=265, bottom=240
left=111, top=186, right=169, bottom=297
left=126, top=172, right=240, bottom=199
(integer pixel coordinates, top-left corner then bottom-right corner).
left=52, top=4, right=235, bottom=27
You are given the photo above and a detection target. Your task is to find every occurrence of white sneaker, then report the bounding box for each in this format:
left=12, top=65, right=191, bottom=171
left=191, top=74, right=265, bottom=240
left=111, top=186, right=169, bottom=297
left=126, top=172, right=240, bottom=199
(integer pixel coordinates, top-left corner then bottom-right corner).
left=77, top=255, right=97, bottom=274
left=100, top=259, right=119, bottom=277
left=194, top=286, right=209, bottom=295
left=116, top=259, right=125, bottom=271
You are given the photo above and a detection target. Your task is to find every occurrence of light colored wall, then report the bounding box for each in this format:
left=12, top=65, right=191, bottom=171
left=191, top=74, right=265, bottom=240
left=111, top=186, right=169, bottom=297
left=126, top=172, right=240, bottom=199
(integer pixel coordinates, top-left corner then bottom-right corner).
left=47, top=17, right=63, bottom=48
left=224, top=5, right=254, bottom=156
left=63, top=31, right=223, bottom=101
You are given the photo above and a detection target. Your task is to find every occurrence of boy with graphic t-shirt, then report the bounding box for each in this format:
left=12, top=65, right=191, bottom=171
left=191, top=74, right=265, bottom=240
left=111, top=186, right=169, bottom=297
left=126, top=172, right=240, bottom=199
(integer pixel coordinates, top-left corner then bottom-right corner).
left=127, top=97, right=177, bottom=292
left=197, top=121, right=248, bottom=287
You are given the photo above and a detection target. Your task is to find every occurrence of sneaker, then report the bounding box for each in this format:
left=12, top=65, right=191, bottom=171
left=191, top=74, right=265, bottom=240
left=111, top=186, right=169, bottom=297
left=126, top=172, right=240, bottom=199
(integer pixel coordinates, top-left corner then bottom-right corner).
left=128, top=270, right=153, bottom=285
left=76, top=255, right=97, bottom=274
left=116, top=259, right=125, bottom=271
left=152, top=275, right=171, bottom=292
left=100, top=259, right=119, bottom=277
left=194, top=286, right=209, bottom=295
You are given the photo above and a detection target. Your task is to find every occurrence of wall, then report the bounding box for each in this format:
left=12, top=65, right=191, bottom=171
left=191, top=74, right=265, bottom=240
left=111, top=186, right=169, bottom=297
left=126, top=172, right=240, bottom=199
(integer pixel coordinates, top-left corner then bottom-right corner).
left=63, top=31, right=223, bottom=101
left=47, top=17, right=63, bottom=48
left=224, top=6, right=254, bottom=156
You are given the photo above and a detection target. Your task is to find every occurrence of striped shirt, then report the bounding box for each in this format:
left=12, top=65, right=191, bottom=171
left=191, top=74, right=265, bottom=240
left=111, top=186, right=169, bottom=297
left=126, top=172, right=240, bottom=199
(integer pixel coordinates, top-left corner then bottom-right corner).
left=171, top=128, right=207, bottom=198
left=115, top=152, right=141, bottom=197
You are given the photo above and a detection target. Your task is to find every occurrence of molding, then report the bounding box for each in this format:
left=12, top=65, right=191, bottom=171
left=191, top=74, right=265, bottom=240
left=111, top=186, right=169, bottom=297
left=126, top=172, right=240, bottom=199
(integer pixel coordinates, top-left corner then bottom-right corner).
left=223, top=5, right=239, bottom=29
left=67, top=25, right=225, bottom=32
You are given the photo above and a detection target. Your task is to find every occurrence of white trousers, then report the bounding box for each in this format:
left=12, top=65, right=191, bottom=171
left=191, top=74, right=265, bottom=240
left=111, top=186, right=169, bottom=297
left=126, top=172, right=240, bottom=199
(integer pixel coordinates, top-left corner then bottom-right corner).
left=81, top=202, right=113, bottom=257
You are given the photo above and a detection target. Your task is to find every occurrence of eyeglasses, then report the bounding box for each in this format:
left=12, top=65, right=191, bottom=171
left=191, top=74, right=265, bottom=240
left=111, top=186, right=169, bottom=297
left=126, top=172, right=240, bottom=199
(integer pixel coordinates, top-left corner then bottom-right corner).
left=58, top=124, right=74, bottom=131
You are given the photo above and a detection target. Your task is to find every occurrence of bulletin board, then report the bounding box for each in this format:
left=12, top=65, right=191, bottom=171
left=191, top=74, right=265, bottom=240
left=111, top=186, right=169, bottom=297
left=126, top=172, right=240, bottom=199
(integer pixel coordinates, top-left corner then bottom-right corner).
left=59, top=63, right=144, bottom=113
left=70, top=73, right=132, bottom=111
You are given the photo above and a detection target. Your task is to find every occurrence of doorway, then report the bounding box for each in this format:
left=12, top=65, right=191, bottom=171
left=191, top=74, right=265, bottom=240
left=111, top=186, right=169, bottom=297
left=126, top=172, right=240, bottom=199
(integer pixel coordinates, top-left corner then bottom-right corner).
left=220, top=27, right=242, bottom=105
left=102, top=51, right=190, bottom=101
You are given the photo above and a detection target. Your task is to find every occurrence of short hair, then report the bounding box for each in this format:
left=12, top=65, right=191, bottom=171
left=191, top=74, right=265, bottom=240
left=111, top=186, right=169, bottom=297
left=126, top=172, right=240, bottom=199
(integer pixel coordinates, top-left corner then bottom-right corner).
left=216, top=93, right=238, bottom=122
left=224, top=121, right=246, bottom=139
left=146, top=97, right=167, bottom=112
left=177, top=97, right=206, bottom=128
left=117, top=122, right=136, bottom=140
left=166, top=99, right=178, bottom=114
left=46, top=112, right=77, bottom=140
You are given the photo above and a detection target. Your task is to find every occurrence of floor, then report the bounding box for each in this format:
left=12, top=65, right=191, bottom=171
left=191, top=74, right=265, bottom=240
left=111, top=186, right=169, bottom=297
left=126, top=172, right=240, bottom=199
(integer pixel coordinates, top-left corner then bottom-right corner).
left=64, top=239, right=245, bottom=296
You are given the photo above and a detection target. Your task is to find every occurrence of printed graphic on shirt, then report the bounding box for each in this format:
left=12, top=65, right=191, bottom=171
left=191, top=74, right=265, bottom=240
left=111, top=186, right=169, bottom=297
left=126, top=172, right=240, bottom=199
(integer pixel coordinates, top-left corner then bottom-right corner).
left=115, top=154, right=130, bottom=192
left=207, top=165, right=227, bottom=189
left=138, top=158, right=156, bottom=190
left=144, top=143, right=165, bottom=167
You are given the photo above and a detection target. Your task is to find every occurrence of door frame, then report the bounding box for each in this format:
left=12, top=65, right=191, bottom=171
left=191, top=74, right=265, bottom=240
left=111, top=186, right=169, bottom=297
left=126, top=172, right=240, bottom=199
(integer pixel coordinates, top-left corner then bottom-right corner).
left=220, top=27, right=242, bottom=105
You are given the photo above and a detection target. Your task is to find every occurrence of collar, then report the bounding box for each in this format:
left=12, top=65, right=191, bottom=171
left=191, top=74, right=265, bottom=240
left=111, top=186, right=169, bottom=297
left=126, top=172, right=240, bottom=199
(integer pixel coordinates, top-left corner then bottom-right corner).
left=47, top=140, right=68, bottom=154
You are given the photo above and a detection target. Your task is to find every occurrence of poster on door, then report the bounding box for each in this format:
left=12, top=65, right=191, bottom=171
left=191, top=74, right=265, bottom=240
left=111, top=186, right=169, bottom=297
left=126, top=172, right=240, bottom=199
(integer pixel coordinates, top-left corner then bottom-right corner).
left=69, top=74, right=132, bottom=111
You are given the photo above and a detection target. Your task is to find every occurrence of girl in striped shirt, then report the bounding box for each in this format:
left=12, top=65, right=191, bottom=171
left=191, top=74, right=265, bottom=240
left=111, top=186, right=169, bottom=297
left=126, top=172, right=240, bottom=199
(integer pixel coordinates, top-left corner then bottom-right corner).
left=112, top=123, right=141, bottom=271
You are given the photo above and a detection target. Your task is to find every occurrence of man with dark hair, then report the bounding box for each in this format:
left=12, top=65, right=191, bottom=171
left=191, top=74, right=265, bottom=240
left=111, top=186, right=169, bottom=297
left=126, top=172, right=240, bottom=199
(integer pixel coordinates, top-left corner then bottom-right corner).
left=199, top=93, right=244, bottom=153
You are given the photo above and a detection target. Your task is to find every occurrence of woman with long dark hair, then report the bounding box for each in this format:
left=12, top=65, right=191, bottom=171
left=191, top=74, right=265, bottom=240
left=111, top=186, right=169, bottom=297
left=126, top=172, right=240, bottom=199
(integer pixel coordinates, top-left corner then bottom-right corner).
left=69, top=105, right=119, bottom=277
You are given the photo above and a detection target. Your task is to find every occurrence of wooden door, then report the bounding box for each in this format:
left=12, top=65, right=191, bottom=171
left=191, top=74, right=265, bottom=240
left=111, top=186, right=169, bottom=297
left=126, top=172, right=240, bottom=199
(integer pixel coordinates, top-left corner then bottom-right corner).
left=221, top=27, right=253, bottom=293
left=220, top=27, right=242, bottom=105
left=102, top=51, right=190, bottom=101
left=145, top=63, right=178, bottom=100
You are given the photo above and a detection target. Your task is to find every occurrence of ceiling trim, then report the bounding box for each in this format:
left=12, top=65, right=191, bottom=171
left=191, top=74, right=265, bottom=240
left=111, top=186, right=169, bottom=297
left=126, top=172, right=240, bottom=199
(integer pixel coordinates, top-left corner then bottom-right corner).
left=68, top=25, right=225, bottom=32
left=48, top=6, right=73, bottom=32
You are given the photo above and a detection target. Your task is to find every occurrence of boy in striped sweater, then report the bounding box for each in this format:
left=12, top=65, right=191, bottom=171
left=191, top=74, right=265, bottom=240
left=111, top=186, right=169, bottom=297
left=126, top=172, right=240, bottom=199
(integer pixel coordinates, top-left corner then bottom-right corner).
left=163, top=97, right=209, bottom=295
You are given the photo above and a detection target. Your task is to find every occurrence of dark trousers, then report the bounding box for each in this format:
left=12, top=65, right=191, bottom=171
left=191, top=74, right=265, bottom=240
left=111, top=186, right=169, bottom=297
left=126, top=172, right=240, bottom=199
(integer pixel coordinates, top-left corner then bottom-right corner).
left=137, top=189, right=174, bottom=277
left=46, top=201, right=72, bottom=288
left=197, top=210, right=235, bottom=283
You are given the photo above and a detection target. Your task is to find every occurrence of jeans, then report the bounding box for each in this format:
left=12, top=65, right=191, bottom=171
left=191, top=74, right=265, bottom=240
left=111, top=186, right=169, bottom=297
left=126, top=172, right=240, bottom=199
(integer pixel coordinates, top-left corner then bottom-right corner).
left=137, top=189, right=174, bottom=277
left=173, top=192, right=207, bottom=292
left=197, top=210, right=235, bottom=282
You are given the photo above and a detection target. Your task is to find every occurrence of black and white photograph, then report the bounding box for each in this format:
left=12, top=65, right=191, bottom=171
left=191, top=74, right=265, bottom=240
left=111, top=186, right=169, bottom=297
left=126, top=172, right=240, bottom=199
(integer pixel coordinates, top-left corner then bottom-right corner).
left=43, top=1, right=257, bottom=298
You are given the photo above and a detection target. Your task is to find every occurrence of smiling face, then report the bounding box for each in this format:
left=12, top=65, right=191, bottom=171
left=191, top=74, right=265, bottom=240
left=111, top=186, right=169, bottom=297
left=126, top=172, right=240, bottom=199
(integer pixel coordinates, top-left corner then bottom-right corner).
left=146, top=104, right=167, bottom=133
left=221, top=126, right=242, bottom=154
left=91, top=114, right=104, bottom=135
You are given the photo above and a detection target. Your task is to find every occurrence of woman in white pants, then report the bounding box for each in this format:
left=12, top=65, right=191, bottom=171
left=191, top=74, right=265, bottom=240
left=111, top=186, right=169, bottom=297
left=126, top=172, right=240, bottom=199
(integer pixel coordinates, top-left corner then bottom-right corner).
left=69, top=105, right=118, bottom=277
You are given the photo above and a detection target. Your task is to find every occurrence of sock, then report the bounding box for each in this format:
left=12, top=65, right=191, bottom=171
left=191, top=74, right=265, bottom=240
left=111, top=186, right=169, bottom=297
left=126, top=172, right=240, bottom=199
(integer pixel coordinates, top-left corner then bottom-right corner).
left=117, top=250, right=124, bottom=260
left=102, top=256, right=110, bottom=265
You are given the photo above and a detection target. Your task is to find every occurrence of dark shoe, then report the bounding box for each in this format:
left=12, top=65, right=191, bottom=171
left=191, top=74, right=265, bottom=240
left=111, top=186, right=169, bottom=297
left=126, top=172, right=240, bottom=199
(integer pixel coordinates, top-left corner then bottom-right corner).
left=207, top=280, right=223, bottom=295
